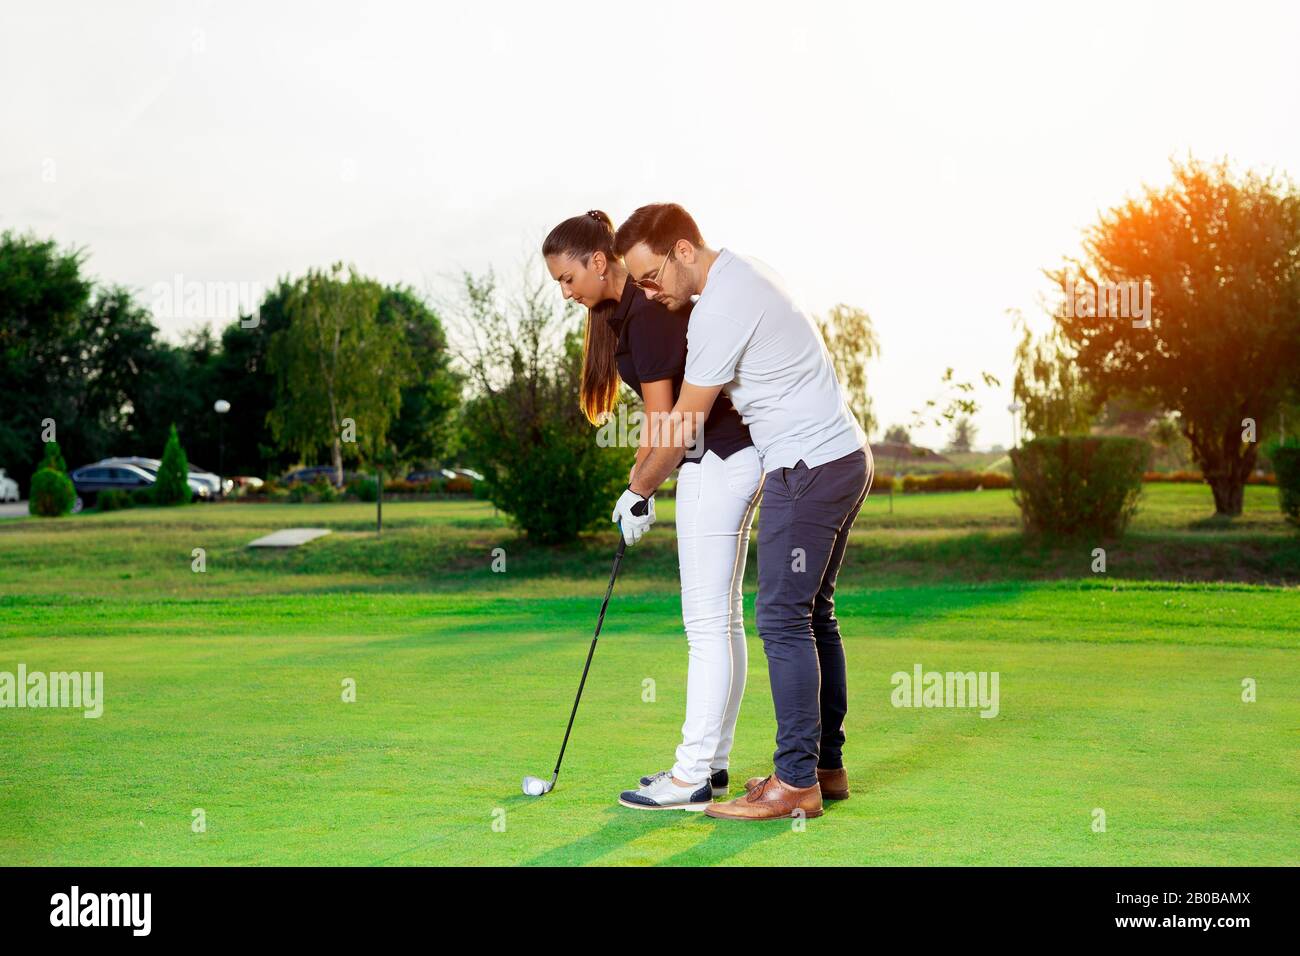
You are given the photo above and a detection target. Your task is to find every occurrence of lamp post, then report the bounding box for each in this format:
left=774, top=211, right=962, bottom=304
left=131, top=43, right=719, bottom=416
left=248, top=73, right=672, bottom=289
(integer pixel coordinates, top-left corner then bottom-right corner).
left=214, top=400, right=230, bottom=496
left=1007, top=401, right=1023, bottom=449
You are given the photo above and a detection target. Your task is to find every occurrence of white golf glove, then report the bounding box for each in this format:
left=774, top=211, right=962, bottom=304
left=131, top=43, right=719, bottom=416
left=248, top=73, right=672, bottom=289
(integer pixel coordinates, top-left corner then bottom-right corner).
left=611, top=487, right=655, bottom=546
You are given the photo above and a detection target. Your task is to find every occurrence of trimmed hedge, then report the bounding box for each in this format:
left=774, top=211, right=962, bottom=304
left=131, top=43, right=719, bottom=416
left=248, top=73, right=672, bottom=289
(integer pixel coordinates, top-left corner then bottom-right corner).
left=96, top=489, right=134, bottom=512
left=1272, top=443, right=1300, bottom=527
left=1011, top=436, right=1150, bottom=538
left=1142, top=470, right=1276, bottom=485
left=901, top=471, right=1013, bottom=493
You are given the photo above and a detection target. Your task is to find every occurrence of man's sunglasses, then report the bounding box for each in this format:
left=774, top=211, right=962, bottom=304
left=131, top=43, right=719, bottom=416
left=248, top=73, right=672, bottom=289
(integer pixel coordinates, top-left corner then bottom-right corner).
left=630, top=246, right=676, bottom=294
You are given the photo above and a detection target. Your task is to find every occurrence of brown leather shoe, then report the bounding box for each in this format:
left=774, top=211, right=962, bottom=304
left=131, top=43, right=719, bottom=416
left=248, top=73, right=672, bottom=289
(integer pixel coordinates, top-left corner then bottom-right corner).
left=705, top=773, right=823, bottom=820
left=745, top=767, right=849, bottom=800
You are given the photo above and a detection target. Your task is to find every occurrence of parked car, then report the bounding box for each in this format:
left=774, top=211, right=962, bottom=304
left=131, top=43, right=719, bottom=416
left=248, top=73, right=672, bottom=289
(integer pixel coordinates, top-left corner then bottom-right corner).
left=0, top=468, right=19, bottom=503
left=281, top=466, right=364, bottom=487
left=70, top=463, right=181, bottom=511
left=230, top=476, right=264, bottom=492
left=405, top=468, right=483, bottom=484
left=96, top=457, right=231, bottom=497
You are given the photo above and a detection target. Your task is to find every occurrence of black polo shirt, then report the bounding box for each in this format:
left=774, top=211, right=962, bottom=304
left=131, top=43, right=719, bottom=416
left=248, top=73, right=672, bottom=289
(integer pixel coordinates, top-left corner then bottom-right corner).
left=606, top=283, right=752, bottom=461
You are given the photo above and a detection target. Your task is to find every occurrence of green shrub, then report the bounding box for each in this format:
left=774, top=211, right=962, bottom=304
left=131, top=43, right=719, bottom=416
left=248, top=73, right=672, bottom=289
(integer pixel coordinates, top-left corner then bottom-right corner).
left=1011, top=435, right=1150, bottom=538
left=130, top=487, right=155, bottom=506
left=154, top=424, right=191, bottom=505
left=39, top=441, right=68, bottom=474
left=288, top=482, right=311, bottom=503
left=310, top=477, right=338, bottom=502
left=96, top=489, right=133, bottom=512
left=28, top=467, right=75, bottom=517
left=457, top=275, right=631, bottom=543
left=1270, top=441, right=1300, bottom=527
left=347, top=477, right=379, bottom=502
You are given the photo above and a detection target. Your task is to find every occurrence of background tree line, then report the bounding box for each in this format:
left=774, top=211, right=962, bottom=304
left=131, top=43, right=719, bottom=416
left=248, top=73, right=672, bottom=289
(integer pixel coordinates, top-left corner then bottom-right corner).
left=0, top=232, right=462, bottom=497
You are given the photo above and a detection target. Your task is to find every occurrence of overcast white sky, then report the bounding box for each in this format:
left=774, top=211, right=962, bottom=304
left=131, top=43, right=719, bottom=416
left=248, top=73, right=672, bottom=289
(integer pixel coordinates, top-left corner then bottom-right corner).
left=4, top=0, right=1299, bottom=449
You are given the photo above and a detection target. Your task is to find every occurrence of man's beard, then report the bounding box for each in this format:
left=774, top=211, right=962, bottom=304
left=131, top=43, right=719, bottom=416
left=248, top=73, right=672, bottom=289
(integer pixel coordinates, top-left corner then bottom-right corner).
left=654, top=278, right=691, bottom=311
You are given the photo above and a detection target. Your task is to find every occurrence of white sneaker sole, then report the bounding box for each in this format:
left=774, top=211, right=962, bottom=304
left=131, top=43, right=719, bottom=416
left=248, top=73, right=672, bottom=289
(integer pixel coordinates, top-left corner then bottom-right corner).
left=617, top=797, right=714, bottom=812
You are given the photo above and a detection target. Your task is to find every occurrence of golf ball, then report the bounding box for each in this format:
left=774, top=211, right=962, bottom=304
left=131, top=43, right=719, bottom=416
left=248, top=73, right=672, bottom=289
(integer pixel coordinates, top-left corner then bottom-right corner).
left=523, top=777, right=546, bottom=796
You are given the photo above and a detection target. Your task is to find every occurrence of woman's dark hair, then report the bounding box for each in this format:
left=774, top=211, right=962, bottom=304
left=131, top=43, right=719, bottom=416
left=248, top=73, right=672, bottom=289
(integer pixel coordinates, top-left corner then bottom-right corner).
left=543, top=210, right=621, bottom=425
left=613, top=202, right=705, bottom=257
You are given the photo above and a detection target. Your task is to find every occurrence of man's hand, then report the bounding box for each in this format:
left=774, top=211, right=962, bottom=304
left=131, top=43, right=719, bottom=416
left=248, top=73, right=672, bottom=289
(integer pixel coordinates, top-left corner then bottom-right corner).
left=611, top=487, right=655, bottom=546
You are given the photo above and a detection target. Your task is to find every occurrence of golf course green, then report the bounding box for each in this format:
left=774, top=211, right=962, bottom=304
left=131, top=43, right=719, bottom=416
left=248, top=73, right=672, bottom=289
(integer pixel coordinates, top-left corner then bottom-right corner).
left=1, top=487, right=1296, bottom=865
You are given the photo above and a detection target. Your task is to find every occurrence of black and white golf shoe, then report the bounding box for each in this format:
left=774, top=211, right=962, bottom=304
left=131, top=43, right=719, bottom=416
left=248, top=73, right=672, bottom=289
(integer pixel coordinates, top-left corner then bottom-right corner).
left=638, top=768, right=729, bottom=799
left=619, top=775, right=715, bottom=811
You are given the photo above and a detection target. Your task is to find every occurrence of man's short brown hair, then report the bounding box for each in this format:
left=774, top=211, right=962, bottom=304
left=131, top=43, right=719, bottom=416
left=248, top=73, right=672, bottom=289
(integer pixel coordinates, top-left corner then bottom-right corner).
left=614, top=203, right=706, bottom=258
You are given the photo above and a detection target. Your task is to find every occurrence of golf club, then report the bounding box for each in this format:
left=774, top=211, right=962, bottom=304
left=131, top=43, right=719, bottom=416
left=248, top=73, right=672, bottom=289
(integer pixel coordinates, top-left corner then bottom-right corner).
left=522, top=529, right=628, bottom=797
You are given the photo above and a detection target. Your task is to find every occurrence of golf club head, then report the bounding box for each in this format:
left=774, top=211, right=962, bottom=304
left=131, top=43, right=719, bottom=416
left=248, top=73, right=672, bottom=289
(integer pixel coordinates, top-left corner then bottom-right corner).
left=521, top=775, right=552, bottom=797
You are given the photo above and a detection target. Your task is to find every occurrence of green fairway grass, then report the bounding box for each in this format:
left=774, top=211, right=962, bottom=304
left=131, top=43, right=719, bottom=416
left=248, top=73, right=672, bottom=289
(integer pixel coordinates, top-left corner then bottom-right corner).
left=1, top=485, right=1296, bottom=865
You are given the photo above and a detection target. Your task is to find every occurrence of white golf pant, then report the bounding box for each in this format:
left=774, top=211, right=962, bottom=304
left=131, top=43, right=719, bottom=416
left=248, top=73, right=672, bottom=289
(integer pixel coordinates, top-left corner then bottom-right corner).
left=671, top=446, right=764, bottom=784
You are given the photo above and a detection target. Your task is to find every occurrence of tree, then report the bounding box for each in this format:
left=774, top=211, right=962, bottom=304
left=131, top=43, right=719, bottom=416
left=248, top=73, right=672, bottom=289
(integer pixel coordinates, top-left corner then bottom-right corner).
left=947, top=416, right=976, bottom=453
left=454, top=270, right=631, bottom=544
left=0, top=231, right=91, bottom=494
left=266, top=264, right=413, bottom=485
left=815, top=304, right=880, bottom=436
left=378, top=286, right=463, bottom=470
left=153, top=424, right=190, bottom=505
left=883, top=424, right=911, bottom=445
left=1010, top=310, right=1097, bottom=439
left=0, top=233, right=168, bottom=490
left=1050, top=158, right=1300, bottom=515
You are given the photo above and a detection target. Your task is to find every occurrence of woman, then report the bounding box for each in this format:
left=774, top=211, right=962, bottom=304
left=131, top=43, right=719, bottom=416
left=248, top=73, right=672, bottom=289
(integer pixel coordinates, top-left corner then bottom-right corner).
left=543, top=210, right=763, bottom=811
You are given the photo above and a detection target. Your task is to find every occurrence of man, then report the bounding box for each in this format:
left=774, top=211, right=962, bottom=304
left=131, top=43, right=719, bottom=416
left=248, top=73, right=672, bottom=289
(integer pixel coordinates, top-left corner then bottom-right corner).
left=611, top=203, right=873, bottom=821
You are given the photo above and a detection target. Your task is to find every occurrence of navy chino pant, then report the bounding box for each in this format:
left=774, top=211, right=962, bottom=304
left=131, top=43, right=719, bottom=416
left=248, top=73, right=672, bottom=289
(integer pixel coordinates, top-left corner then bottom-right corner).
left=755, top=447, right=872, bottom=788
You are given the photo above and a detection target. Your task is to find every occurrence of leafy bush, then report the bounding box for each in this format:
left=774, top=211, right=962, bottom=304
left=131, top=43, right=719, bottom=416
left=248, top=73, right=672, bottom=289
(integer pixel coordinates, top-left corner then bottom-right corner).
left=96, top=489, right=133, bottom=512
left=1270, top=441, right=1300, bottom=527
left=901, top=471, right=1013, bottom=493
left=1011, top=436, right=1150, bottom=538
left=347, top=477, right=379, bottom=502
left=445, top=475, right=474, bottom=495
left=28, top=467, right=75, bottom=517
left=381, top=478, right=443, bottom=495
left=456, top=273, right=631, bottom=544
left=310, top=477, right=338, bottom=502
left=131, top=487, right=155, bottom=506
left=154, top=424, right=191, bottom=505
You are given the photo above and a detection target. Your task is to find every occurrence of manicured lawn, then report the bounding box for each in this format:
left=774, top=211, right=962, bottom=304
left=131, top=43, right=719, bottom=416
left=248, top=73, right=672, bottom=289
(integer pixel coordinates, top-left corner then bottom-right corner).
left=0, top=486, right=1296, bottom=865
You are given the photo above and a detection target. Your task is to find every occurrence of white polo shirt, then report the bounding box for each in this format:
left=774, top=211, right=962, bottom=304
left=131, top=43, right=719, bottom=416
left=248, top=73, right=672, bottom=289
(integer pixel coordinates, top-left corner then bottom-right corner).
left=685, top=248, right=867, bottom=473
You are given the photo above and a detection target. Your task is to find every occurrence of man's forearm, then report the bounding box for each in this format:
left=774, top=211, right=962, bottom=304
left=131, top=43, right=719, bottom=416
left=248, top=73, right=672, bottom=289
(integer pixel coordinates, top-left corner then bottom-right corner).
left=629, top=443, right=684, bottom=498
left=627, top=382, right=721, bottom=498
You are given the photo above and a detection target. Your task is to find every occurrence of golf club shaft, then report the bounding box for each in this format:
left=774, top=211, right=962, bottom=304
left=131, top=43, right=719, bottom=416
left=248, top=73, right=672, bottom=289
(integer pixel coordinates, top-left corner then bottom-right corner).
left=551, top=535, right=627, bottom=782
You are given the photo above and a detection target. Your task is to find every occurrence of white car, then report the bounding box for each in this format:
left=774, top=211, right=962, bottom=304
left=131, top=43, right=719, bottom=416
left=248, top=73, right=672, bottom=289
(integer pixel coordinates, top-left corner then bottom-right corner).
left=0, top=469, right=18, bottom=503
